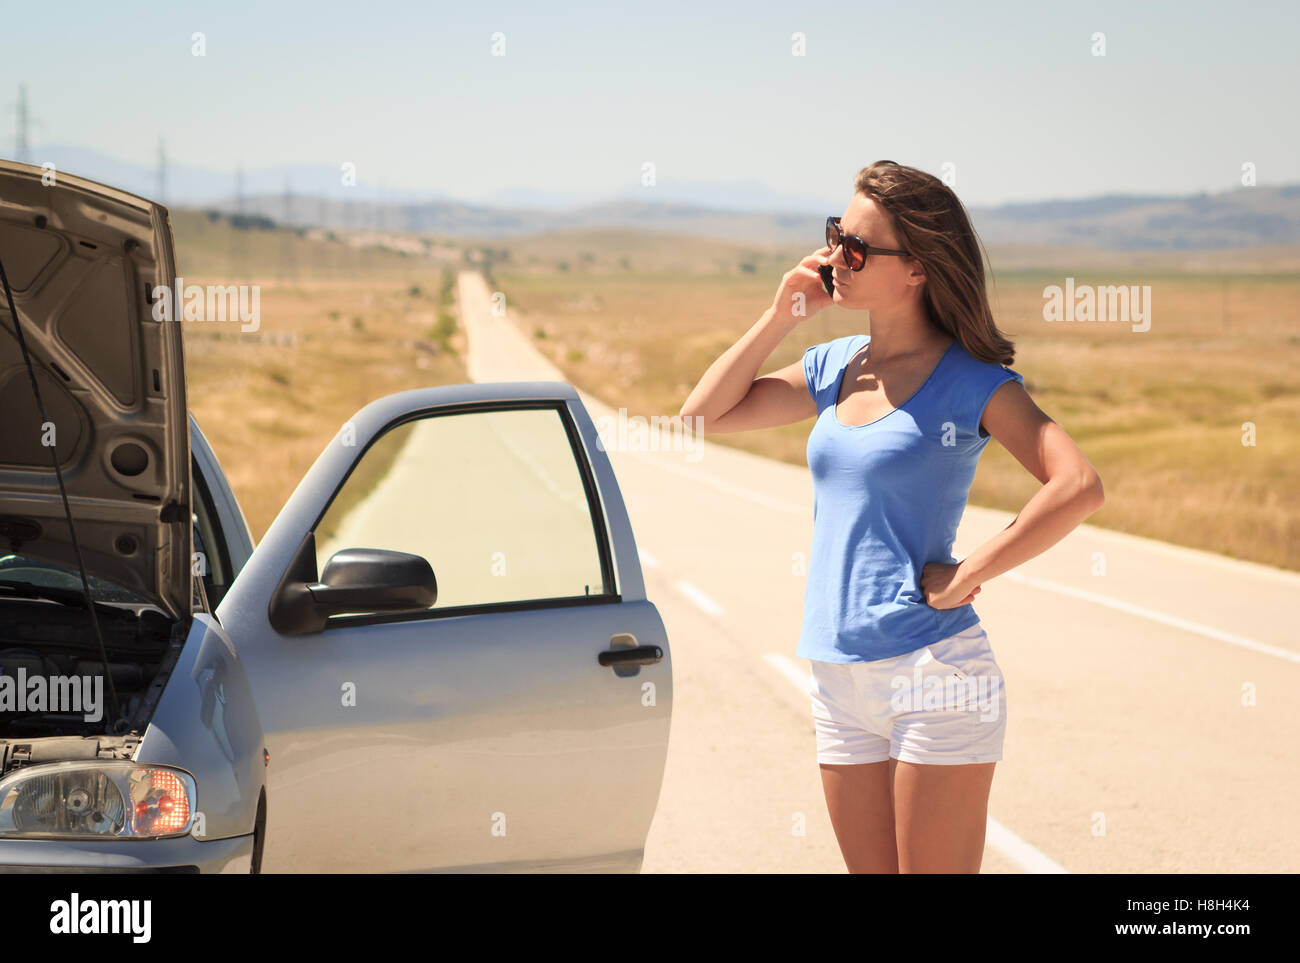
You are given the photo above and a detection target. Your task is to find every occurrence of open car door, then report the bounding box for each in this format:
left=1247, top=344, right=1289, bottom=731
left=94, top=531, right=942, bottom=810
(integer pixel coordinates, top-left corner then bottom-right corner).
left=214, top=381, right=672, bottom=872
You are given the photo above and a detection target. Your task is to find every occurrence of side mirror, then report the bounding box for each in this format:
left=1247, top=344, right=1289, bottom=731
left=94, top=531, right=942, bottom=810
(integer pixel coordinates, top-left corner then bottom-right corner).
left=269, top=535, right=437, bottom=635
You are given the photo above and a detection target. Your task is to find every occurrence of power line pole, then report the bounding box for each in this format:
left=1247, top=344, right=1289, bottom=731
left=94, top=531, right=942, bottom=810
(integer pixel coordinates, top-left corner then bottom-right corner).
left=15, top=84, right=31, bottom=164
left=156, top=137, right=167, bottom=204
left=319, top=195, right=334, bottom=279
left=231, top=164, right=245, bottom=280
left=281, top=175, right=296, bottom=281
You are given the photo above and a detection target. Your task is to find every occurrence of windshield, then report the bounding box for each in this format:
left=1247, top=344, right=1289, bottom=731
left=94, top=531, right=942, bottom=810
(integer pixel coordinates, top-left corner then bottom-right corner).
left=0, top=554, right=152, bottom=605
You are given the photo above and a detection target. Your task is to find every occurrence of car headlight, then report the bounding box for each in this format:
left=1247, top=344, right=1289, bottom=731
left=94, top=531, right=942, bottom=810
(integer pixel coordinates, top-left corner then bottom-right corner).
left=0, top=762, right=196, bottom=839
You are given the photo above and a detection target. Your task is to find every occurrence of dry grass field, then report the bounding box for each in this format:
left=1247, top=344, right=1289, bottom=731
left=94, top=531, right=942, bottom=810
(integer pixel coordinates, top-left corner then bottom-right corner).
left=182, top=277, right=467, bottom=541
left=174, top=211, right=468, bottom=539
left=173, top=210, right=471, bottom=541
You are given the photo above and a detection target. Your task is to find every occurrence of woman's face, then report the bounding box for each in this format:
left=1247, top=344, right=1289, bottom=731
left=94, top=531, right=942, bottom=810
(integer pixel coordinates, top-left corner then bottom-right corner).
left=827, top=193, right=925, bottom=313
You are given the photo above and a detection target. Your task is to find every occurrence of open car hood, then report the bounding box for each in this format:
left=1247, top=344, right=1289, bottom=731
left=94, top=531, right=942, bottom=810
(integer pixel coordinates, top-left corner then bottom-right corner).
left=0, top=160, right=190, bottom=619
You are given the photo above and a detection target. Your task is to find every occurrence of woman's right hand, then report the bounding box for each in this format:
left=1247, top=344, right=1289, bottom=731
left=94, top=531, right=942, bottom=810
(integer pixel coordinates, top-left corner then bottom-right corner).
left=769, top=246, right=834, bottom=324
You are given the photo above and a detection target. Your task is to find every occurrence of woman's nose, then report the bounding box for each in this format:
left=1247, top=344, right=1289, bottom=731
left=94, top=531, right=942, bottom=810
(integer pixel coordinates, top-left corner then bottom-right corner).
left=826, top=244, right=849, bottom=269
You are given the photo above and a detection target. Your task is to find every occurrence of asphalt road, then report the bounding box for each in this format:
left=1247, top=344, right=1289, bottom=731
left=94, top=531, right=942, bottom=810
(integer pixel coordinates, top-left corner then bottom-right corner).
left=458, top=271, right=1299, bottom=873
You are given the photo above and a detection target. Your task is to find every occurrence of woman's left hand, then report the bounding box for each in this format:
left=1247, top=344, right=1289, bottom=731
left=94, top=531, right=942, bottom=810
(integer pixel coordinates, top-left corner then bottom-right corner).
left=921, top=561, right=981, bottom=609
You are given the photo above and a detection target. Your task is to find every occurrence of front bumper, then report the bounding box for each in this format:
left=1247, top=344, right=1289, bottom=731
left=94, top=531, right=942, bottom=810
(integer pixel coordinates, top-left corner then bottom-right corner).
left=0, top=833, right=254, bottom=873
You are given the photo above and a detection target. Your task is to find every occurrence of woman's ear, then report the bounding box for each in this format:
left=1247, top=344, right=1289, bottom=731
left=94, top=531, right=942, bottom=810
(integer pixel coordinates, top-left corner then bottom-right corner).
left=906, top=260, right=927, bottom=286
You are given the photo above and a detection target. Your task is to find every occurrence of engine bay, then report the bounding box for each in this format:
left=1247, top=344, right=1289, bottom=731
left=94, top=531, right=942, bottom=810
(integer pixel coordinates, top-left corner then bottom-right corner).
left=0, top=596, right=185, bottom=773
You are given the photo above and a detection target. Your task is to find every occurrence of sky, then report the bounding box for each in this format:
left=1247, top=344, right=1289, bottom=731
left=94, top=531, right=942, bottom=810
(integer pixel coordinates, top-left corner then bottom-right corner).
left=3, top=0, right=1297, bottom=208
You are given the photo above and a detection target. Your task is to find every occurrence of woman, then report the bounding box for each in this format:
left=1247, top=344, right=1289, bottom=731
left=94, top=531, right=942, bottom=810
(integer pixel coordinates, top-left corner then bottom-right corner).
left=679, top=160, right=1105, bottom=873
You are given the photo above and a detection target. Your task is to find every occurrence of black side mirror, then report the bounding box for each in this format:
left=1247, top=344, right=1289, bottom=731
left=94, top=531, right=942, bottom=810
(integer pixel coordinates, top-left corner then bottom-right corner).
left=311, top=548, right=437, bottom=611
left=269, top=534, right=437, bottom=635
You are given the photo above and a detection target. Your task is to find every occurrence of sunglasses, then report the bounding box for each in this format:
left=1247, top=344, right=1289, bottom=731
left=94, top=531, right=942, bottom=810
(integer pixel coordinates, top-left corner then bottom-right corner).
left=825, top=216, right=909, bottom=270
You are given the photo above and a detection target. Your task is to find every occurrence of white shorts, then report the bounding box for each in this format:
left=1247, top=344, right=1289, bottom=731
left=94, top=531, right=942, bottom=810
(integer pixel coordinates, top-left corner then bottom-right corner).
left=808, top=623, right=1007, bottom=766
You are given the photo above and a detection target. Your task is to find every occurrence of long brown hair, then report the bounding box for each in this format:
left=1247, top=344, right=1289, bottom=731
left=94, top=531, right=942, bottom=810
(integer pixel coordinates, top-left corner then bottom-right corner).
left=853, top=160, right=1015, bottom=366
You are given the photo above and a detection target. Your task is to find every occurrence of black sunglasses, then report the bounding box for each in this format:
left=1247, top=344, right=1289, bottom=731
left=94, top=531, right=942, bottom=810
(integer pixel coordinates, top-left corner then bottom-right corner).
left=825, top=216, right=909, bottom=270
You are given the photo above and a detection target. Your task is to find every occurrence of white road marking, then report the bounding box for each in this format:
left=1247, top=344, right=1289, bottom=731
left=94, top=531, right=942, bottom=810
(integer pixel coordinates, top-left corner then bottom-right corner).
left=983, top=819, right=1070, bottom=875
left=675, top=580, right=724, bottom=616
left=624, top=448, right=807, bottom=516
left=764, top=651, right=1070, bottom=875
left=1002, top=570, right=1300, bottom=664
left=763, top=652, right=811, bottom=692
left=638, top=548, right=660, bottom=568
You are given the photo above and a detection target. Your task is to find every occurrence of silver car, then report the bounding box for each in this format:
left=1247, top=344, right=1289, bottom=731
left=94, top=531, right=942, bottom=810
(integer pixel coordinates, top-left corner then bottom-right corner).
left=0, top=160, right=672, bottom=873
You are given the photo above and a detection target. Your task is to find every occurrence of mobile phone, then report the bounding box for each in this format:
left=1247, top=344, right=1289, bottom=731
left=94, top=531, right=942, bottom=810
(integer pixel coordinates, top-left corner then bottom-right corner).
left=818, top=264, right=835, bottom=296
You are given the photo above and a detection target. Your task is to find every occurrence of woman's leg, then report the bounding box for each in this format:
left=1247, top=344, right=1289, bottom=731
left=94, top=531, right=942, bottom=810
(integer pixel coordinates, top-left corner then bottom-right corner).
left=819, top=761, right=898, bottom=873
left=890, top=759, right=996, bottom=873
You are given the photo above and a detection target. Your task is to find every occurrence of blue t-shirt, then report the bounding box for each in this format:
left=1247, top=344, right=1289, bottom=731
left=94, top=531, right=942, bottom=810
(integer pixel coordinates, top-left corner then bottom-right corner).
left=797, top=333, right=1024, bottom=663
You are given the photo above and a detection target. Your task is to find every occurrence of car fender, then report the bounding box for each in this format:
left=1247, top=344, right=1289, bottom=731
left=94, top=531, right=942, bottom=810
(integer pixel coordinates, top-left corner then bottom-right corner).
left=134, top=614, right=266, bottom=841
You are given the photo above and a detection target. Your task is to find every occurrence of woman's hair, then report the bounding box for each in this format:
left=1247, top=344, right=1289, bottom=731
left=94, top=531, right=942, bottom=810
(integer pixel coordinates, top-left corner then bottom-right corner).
left=853, top=160, right=1015, bottom=366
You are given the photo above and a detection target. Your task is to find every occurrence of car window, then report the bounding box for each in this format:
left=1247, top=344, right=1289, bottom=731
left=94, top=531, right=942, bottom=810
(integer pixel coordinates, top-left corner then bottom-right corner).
left=314, top=405, right=614, bottom=611
left=192, top=457, right=232, bottom=608
left=0, top=555, right=150, bottom=604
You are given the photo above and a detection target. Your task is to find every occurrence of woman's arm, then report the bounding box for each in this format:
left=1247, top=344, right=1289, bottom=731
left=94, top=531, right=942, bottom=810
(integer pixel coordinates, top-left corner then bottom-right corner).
left=679, top=249, right=831, bottom=433
left=678, top=305, right=805, bottom=430
left=922, top=380, right=1105, bottom=608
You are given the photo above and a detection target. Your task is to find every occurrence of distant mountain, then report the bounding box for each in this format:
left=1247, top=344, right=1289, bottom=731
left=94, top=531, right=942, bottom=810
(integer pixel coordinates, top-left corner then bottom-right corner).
left=15, top=145, right=1300, bottom=249
left=26, top=144, right=441, bottom=204
left=231, top=196, right=828, bottom=246
left=608, top=178, right=845, bottom=214
left=26, top=144, right=843, bottom=213
left=222, top=185, right=1300, bottom=249
left=484, top=180, right=843, bottom=213
left=974, top=187, right=1300, bottom=249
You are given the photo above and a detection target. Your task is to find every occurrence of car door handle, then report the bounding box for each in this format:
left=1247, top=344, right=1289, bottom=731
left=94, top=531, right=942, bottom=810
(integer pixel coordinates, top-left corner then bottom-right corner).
left=598, top=644, right=664, bottom=668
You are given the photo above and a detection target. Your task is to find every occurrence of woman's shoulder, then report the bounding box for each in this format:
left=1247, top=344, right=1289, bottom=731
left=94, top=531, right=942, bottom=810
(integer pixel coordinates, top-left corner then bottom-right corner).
left=802, top=334, right=869, bottom=401
left=803, top=333, right=868, bottom=374
left=947, top=336, right=1023, bottom=385
left=808, top=332, right=869, bottom=355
